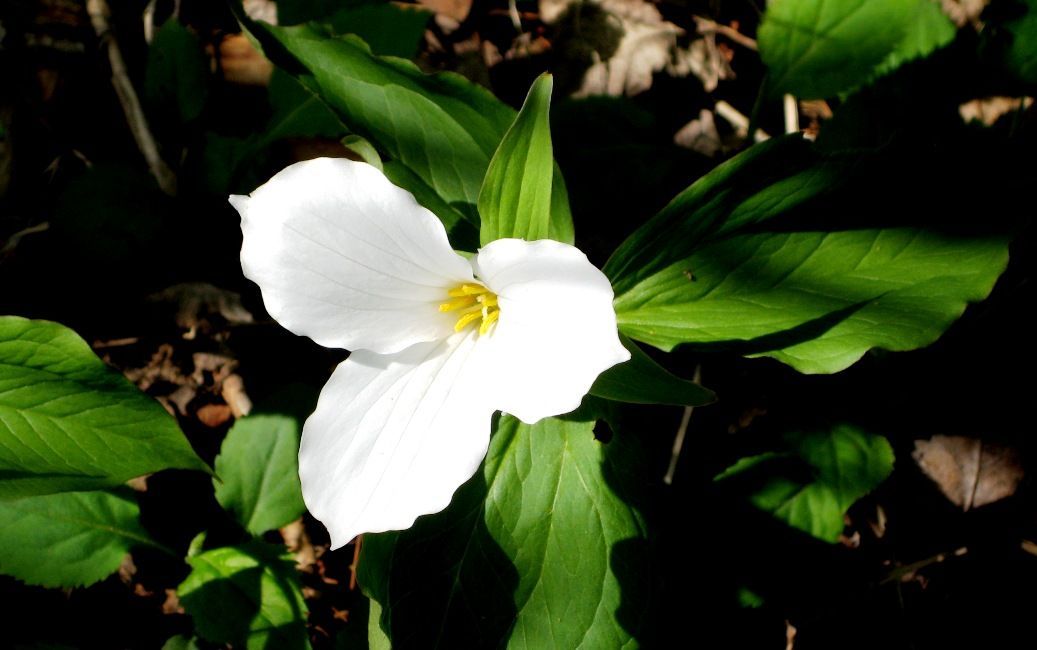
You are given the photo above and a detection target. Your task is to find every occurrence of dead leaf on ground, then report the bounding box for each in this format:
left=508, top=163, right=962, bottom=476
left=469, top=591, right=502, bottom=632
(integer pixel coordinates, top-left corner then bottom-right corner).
left=196, top=403, right=233, bottom=428
left=913, top=435, right=1024, bottom=511
left=418, top=0, right=472, bottom=22
left=544, top=0, right=731, bottom=97
left=214, top=34, right=273, bottom=87
left=940, top=0, right=988, bottom=27
left=959, top=96, right=1033, bottom=126
left=150, top=282, right=254, bottom=340
left=674, top=108, right=722, bottom=156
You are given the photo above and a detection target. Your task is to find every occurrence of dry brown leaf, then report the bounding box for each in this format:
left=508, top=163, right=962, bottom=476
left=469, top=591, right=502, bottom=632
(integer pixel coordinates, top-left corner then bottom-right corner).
left=959, top=96, right=1033, bottom=126
left=544, top=0, right=729, bottom=97
left=674, top=108, right=723, bottom=156
left=216, top=34, right=273, bottom=87
left=221, top=373, right=253, bottom=418
left=418, top=0, right=472, bottom=22
left=150, top=282, right=254, bottom=340
left=282, top=518, right=318, bottom=571
left=940, top=0, right=988, bottom=27
left=197, top=403, right=233, bottom=428
left=913, top=435, right=1024, bottom=510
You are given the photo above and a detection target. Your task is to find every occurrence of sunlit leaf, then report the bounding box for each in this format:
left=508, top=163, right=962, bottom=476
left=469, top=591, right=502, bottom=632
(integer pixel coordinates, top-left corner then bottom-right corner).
left=178, top=541, right=310, bottom=649
left=0, top=317, right=209, bottom=499
left=359, top=413, right=649, bottom=647
left=214, top=415, right=305, bottom=535
left=0, top=488, right=161, bottom=587
left=479, top=74, right=559, bottom=244
left=759, top=0, right=955, bottom=98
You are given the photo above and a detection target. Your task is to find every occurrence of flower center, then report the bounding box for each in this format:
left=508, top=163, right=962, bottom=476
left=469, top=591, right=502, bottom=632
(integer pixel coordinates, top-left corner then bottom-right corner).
left=439, top=283, right=500, bottom=336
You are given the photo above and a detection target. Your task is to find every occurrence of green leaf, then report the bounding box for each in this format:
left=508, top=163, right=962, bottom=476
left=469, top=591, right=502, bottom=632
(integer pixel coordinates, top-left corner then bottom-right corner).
left=161, top=635, right=203, bottom=650
left=478, top=74, right=558, bottom=244
left=1000, top=0, right=1037, bottom=83
left=145, top=20, right=209, bottom=123
left=0, top=488, right=162, bottom=587
left=239, top=18, right=574, bottom=243
left=358, top=414, right=648, bottom=647
left=214, top=415, right=306, bottom=536
left=758, top=0, right=955, bottom=98
left=322, top=2, right=431, bottom=59
left=178, top=540, right=310, bottom=649
left=590, top=335, right=715, bottom=406
left=604, top=136, right=842, bottom=297
left=613, top=228, right=1009, bottom=374
left=716, top=425, right=894, bottom=542
left=0, top=317, right=209, bottom=499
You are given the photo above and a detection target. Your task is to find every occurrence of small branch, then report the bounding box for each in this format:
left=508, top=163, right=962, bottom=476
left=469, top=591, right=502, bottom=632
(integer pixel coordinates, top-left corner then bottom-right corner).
left=694, top=17, right=758, bottom=51
left=783, top=94, right=800, bottom=134
left=87, top=0, right=177, bottom=196
left=715, top=100, right=770, bottom=142
left=663, top=365, right=701, bottom=485
left=1, top=222, right=49, bottom=256
left=880, top=546, right=968, bottom=585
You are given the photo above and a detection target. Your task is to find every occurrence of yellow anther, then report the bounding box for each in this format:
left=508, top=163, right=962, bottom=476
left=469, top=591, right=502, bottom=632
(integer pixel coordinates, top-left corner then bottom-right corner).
left=439, top=295, right=477, bottom=312
left=442, top=282, right=500, bottom=335
left=448, top=284, right=489, bottom=298
left=478, top=309, right=500, bottom=335
left=454, top=310, right=483, bottom=332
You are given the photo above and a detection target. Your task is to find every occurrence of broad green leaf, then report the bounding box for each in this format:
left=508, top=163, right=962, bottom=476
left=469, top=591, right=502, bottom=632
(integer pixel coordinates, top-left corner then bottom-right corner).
left=178, top=541, right=310, bottom=649
left=604, top=136, right=843, bottom=297
left=759, top=0, right=954, bottom=98
left=162, top=636, right=203, bottom=650
left=214, top=415, right=305, bottom=535
left=359, top=413, right=648, bottom=648
left=590, top=335, right=715, bottom=406
left=716, top=425, right=894, bottom=542
left=145, top=20, right=209, bottom=123
left=0, top=317, right=209, bottom=499
left=0, top=488, right=163, bottom=587
left=613, top=228, right=1008, bottom=373
left=1001, top=0, right=1037, bottom=83
left=322, top=2, right=432, bottom=59
left=239, top=17, right=574, bottom=242
left=479, top=74, right=558, bottom=244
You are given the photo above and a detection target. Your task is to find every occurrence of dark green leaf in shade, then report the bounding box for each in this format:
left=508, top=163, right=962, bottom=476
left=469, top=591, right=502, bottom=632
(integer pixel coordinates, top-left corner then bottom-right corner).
left=478, top=74, right=558, bottom=244
left=758, top=0, right=955, bottom=98
left=214, top=415, right=306, bottom=535
left=145, top=20, right=209, bottom=124
left=715, top=425, right=894, bottom=542
left=1000, top=0, right=1037, bottom=83
left=0, top=488, right=163, bottom=587
left=0, top=317, right=209, bottom=499
left=178, top=540, right=310, bottom=649
left=590, top=335, right=715, bottom=406
left=321, top=2, right=432, bottom=59
left=358, top=413, right=649, bottom=648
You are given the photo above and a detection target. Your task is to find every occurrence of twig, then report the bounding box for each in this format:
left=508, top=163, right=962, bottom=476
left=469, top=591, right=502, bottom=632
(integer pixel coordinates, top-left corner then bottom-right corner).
left=783, top=94, right=800, bottom=134
left=663, top=365, right=701, bottom=485
left=1, top=222, right=49, bottom=256
left=694, top=16, right=758, bottom=51
left=715, top=100, right=770, bottom=142
left=880, top=546, right=968, bottom=585
left=87, top=0, right=177, bottom=196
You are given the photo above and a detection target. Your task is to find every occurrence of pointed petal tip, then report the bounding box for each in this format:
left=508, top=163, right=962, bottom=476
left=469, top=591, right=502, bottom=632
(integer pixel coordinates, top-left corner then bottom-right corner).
left=228, top=194, right=249, bottom=216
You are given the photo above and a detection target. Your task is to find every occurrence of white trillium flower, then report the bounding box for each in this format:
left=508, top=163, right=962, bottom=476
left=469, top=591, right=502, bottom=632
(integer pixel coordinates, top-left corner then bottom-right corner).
left=230, top=157, right=629, bottom=548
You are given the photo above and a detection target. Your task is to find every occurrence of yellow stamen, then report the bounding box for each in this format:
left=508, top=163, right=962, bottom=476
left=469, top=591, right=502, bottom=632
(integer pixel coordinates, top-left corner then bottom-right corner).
left=439, top=295, right=477, bottom=312
left=448, top=284, right=489, bottom=298
left=478, top=309, right=500, bottom=335
left=454, top=310, right=483, bottom=332
left=440, top=282, right=500, bottom=335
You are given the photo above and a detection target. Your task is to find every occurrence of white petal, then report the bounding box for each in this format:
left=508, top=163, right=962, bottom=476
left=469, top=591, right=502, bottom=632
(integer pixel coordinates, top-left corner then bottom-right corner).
left=299, top=331, right=495, bottom=548
left=475, top=239, right=630, bottom=423
left=233, top=157, right=474, bottom=354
